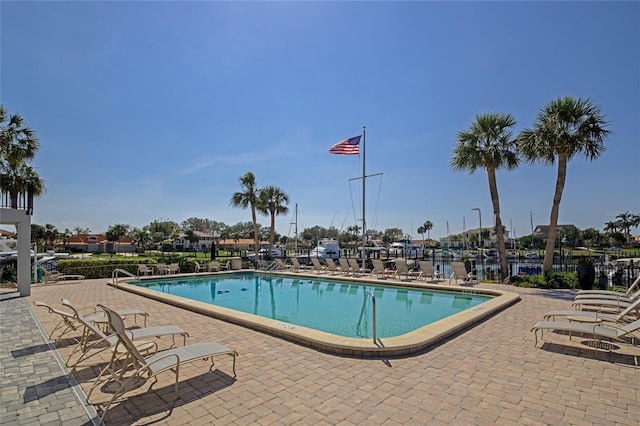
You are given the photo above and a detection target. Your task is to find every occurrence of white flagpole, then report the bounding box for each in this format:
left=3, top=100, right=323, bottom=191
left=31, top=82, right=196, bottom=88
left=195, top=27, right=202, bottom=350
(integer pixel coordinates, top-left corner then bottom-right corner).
left=361, top=126, right=366, bottom=269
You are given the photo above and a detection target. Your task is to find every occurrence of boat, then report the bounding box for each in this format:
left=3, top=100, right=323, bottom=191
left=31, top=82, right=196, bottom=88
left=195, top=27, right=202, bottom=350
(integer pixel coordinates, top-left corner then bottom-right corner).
left=524, top=251, right=540, bottom=259
left=357, top=239, right=387, bottom=256
left=388, top=240, right=424, bottom=257
left=506, top=251, right=519, bottom=259
left=246, top=244, right=286, bottom=262
left=308, top=238, right=340, bottom=259
left=484, top=249, right=497, bottom=259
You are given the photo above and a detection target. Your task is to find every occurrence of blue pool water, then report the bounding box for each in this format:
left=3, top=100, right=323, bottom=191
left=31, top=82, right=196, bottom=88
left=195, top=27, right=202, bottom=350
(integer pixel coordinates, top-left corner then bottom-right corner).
left=136, top=273, right=491, bottom=339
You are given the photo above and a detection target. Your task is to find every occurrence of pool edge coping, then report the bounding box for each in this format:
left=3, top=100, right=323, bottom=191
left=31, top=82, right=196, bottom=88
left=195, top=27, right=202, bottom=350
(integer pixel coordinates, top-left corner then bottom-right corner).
left=109, top=271, right=520, bottom=358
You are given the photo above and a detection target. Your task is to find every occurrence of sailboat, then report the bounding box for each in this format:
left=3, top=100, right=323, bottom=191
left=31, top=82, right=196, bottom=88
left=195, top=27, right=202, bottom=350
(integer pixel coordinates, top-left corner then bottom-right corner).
left=506, top=220, right=518, bottom=259
left=524, top=211, right=539, bottom=259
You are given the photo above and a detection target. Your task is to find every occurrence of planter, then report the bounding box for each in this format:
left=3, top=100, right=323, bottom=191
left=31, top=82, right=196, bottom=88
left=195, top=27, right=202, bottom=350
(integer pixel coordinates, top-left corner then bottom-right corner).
left=577, top=262, right=596, bottom=290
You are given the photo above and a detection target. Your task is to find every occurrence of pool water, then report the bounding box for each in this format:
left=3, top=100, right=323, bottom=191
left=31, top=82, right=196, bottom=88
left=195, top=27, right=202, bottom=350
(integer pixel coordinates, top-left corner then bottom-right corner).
left=136, top=273, right=491, bottom=339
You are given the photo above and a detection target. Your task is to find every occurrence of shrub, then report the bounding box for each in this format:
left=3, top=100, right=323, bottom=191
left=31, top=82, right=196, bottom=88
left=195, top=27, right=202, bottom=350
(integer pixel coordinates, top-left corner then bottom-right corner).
left=1, top=265, right=17, bottom=283
left=511, top=271, right=578, bottom=289
left=544, top=271, right=578, bottom=289
left=57, top=258, right=157, bottom=279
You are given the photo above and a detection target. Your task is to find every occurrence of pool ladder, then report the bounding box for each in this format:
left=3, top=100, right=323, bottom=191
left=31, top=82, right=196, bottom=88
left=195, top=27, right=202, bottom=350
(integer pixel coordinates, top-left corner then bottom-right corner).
left=112, top=268, right=139, bottom=287
left=357, top=291, right=377, bottom=343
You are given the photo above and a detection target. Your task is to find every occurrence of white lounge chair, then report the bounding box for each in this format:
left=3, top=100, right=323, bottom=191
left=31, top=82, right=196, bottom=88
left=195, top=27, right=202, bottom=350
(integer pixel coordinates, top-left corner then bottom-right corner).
left=91, top=304, right=238, bottom=423
left=194, top=261, right=208, bottom=273
left=574, top=287, right=640, bottom=302
left=42, top=269, right=85, bottom=284
left=310, top=257, right=327, bottom=274
left=33, top=300, right=148, bottom=345
left=348, top=258, right=371, bottom=275
left=371, top=259, right=394, bottom=279
left=449, top=261, right=477, bottom=285
left=168, top=263, right=180, bottom=274
left=156, top=263, right=169, bottom=275
left=572, top=297, right=639, bottom=313
left=137, top=264, right=154, bottom=276
left=531, top=318, right=640, bottom=361
left=418, top=260, right=441, bottom=282
left=289, top=257, right=310, bottom=272
left=576, top=275, right=639, bottom=297
left=544, top=297, right=640, bottom=324
left=60, top=298, right=188, bottom=367
left=393, top=261, right=421, bottom=281
left=324, top=258, right=340, bottom=275
left=338, top=258, right=352, bottom=275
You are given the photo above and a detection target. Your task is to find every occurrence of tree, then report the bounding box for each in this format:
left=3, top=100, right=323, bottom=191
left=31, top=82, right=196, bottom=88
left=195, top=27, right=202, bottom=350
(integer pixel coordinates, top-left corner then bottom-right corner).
left=581, top=227, right=600, bottom=248
left=41, top=224, right=59, bottom=250
left=383, top=228, right=404, bottom=244
left=257, top=185, right=290, bottom=248
left=345, top=225, right=361, bottom=245
left=0, top=105, right=45, bottom=208
left=615, top=211, right=635, bottom=245
left=423, top=221, right=433, bottom=240
left=451, top=113, right=518, bottom=282
left=31, top=224, right=45, bottom=248
left=230, top=172, right=261, bottom=254
left=417, top=226, right=425, bottom=244
left=518, top=97, right=611, bottom=272
left=106, top=224, right=130, bottom=254
left=73, top=226, right=91, bottom=235
left=130, top=227, right=151, bottom=252
left=184, top=229, right=200, bottom=253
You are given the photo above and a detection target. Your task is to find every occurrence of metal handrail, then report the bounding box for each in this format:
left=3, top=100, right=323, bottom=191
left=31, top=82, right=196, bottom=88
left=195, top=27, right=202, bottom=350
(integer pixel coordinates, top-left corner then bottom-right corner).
left=112, top=268, right=138, bottom=287
left=366, top=290, right=377, bottom=343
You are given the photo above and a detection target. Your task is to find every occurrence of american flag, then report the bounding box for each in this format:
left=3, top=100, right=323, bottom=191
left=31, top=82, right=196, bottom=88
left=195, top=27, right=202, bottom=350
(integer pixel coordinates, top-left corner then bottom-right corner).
left=329, top=135, right=361, bottom=155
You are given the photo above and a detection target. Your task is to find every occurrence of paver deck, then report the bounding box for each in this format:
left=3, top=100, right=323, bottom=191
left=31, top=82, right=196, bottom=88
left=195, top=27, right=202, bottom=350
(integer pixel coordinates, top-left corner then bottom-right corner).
left=2, top=278, right=639, bottom=425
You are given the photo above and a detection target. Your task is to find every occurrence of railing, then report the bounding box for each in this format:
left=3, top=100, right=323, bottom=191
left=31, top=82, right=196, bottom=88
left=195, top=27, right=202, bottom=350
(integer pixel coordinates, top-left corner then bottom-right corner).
left=357, top=290, right=377, bottom=343
left=367, top=291, right=377, bottom=343
left=0, top=186, right=34, bottom=215
left=111, top=268, right=139, bottom=287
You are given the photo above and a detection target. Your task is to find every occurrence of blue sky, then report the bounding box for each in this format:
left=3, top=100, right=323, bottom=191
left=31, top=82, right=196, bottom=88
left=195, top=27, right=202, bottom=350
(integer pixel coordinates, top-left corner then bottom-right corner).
left=2, top=1, right=639, bottom=241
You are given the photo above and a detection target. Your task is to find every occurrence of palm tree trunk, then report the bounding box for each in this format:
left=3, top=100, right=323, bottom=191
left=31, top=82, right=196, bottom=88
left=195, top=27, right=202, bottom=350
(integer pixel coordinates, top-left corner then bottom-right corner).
left=543, top=153, right=568, bottom=273
left=487, top=168, right=509, bottom=282
left=269, top=211, right=276, bottom=248
left=251, top=205, right=259, bottom=258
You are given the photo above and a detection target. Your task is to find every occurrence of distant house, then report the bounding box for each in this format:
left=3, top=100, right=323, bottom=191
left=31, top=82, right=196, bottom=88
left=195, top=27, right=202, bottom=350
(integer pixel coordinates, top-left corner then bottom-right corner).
left=172, top=231, right=217, bottom=252
left=65, top=233, right=135, bottom=254
left=0, top=228, right=15, bottom=238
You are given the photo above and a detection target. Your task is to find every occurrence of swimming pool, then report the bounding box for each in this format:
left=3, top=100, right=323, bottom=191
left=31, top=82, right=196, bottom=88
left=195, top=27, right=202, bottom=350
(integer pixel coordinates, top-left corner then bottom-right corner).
left=115, top=271, right=519, bottom=357
left=135, top=273, right=491, bottom=338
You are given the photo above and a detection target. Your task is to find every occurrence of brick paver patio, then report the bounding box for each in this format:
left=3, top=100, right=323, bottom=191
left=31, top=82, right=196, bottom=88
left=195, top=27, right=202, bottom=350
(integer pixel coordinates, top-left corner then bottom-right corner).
left=4, top=278, right=639, bottom=425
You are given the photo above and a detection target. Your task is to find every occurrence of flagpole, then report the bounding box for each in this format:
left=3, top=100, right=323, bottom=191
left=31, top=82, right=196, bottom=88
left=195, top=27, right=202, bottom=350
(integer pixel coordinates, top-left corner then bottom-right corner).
left=361, top=126, right=366, bottom=268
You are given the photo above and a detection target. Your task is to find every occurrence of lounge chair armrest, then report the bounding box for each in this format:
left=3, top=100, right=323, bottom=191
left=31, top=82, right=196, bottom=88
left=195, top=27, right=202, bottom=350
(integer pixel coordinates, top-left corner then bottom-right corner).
left=78, top=305, right=99, bottom=315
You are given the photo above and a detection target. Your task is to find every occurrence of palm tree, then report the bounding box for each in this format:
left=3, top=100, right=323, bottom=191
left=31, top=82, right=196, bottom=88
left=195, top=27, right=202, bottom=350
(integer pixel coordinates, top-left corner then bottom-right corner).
left=0, top=105, right=40, bottom=161
left=0, top=106, right=44, bottom=207
left=615, top=211, right=635, bottom=245
left=417, top=225, right=425, bottom=245
left=604, top=220, right=621, bottom=234
left=518, top=97, right=611, bottom=272
left=230, top=172, right=261, bottom=256
left=257, top=185, right=290, bottom=249
left=451, top=113, right=518, bottom=282
left=423, top=221, right=433, bottom=241
left=0, top=163, right=45, bottom=208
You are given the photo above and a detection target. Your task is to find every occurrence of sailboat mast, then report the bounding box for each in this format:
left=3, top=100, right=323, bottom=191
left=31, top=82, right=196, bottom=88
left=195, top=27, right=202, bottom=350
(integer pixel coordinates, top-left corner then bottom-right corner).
left=361, top=126, right=366, bottom=267
left=292, top=204, right=298, bottom=254
left=530, top=210, right=534, bottom=249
